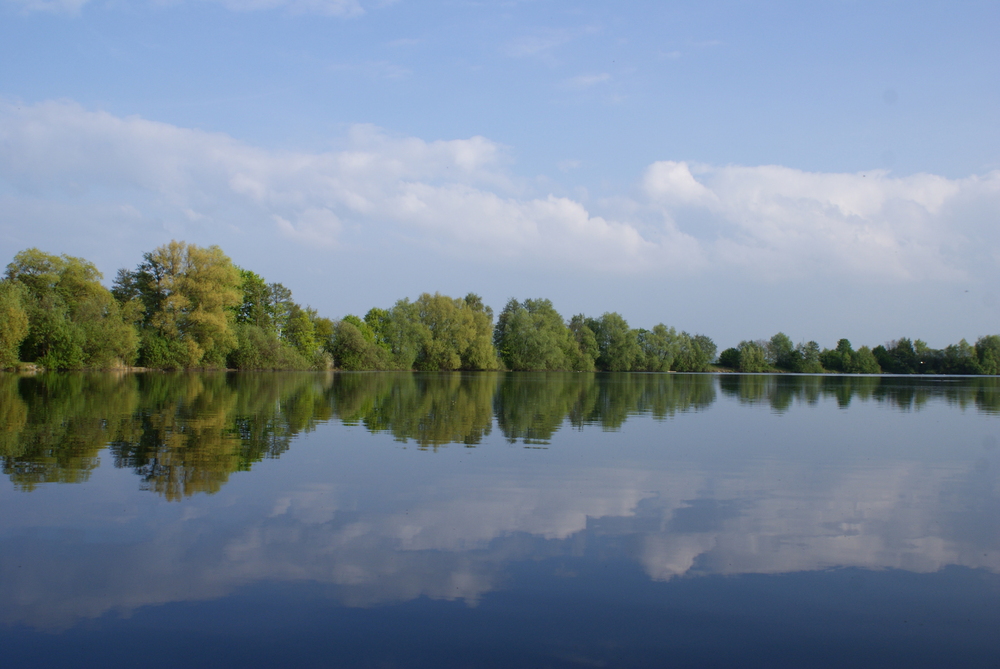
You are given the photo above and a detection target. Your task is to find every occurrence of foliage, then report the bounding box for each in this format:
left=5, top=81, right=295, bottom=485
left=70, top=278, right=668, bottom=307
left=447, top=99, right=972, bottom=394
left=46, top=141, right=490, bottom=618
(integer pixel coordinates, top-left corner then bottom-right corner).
left=6, top=245, right=1000, bottom=375
left=976, top=335, right=1000, bottom=375
left=635, top=324, right=678, bottom=372
left=410, top=292, right=499, bottom=371
left=228, top=324, right=313, bottom=370
left=718, top=347, right=741, bottom=369
left=585, top=312, right=640, bottom=371
left=737, top=340, right=769, bottom=373
left=767, top=333, right=797, bottom=370
left=567, top=314, right=598, bottom=371
left=0, top=280, right=29, bottom=368
left=114, top=241, right=241, bottom=368
left=673, top=332, right=717, bottom=372
left=874, top=338, right=918, bottom=374
left=6, top=249, right=138, bottom=368
left=494, top=298, right=573, bottom=370
left=849, top=345, right=881, bottom=374
left=331, top=319, right=394, bottom=371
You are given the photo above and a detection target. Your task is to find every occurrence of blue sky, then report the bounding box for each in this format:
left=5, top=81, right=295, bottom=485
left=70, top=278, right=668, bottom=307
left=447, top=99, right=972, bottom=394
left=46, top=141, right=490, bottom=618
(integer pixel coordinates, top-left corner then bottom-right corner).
left=1, top=0, right=998, bottom=349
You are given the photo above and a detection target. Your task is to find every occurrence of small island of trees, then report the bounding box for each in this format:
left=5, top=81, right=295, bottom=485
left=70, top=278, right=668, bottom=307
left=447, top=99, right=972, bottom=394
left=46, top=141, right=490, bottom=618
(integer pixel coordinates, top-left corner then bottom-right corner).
left=0, top=241, right=998, bottom=374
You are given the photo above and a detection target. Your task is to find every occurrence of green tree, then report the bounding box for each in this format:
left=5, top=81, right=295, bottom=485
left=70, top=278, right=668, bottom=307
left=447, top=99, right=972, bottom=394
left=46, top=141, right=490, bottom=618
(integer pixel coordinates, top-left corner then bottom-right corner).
left=118, top=241, right=241, bottom=368
left=874, top=338, right=918, bottom=374
left=718, top=347, right=741, bottom=369
left=410, top=292, right=498, bottom=371
left=737, top=340, right=769, bottom=372
left=820, top=338, right=854, bottom=372
left=332, top=319, right=392, bottom=370
left=941, top=339, right=980, bottom=374
left=586, top=312, right=640, bottom=371
left=636, top=324, right=680, bottom=372
left=673, top=332, right=717, bottom=372
left=235, top=268, right=273, bottom=329
left=460, top=293, right=499, bottom=370
left=567, top=314, right=598, bottom=371
left=848, top=345, right=881, bottom=374
left=494, top=298, right=573, bottom=370
left=767, top=332, right=798, bottom=371
left=7, top=249, right=137, bottom=368
left=795, top=340, right=823, bottom=373
left=284, top=303, right=318, bottom=358
left=0, top=280, right=29, bottom=368
left=976, top=335, right=1000, bottom=375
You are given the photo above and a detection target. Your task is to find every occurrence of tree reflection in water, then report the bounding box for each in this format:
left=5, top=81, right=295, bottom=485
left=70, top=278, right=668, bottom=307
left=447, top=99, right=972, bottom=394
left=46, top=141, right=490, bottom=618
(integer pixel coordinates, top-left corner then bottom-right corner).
left=1, top=371, right=998, bottom=498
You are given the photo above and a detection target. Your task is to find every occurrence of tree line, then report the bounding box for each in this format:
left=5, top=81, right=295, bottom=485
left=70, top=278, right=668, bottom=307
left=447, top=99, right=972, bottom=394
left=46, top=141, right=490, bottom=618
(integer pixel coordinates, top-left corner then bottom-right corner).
left=717, top=332, right=1000, bottom=375
left=0, top=241, right=998, bottom=374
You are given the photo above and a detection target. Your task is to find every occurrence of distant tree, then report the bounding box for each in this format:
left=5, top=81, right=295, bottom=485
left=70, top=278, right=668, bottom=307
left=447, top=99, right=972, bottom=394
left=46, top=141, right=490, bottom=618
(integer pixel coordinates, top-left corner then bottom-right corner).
left=8, top=248, right=137, bottom=368
left=737, top=340, right=769, bottom=373
left=586, top=312, right=641, bottom=371
left=941, top=339, right=980, bottom=375
left=114, top=241, right=240, bottom=368
left=460, top=293, right=499, bottom=370
left=673, top=332, right=717, bottom=372
left=406, top=292, right=500, bottom=371
left=635, top=324, right=681, bottom=372
left=796, top=340, right=823, bottom=373
left=236, top=268, right=273, bottom=329
left=875, top=338, right=918, bottom=374
left=718, top=347, right=741, bottom=369
left=284, top=304, right=318, bottom=358
left=370, top=299, right=428, bottom=369
left=976, top=335, right=1000, bottom=375
left=821, top=338, right=854, bottom=372
left=767, top=333, right=798, bottom=371
left=331, top=319, right=392, bottom=370
left=494, top=298, right=573, bottom=370
left=848, top=345, right=881, bottom=374
left=567, top=314, right=598, bottom=371
left=0, top=281, right=28, bottom=368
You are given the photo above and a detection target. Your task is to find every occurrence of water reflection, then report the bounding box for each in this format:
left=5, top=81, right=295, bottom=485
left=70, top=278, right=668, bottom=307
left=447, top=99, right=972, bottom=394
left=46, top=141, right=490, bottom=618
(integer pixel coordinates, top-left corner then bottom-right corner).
left=2, top=372, right=1000, bottom=498
left=0, top=371, right=998, bottom=650
left=718, top=373, right=1000, bottom=413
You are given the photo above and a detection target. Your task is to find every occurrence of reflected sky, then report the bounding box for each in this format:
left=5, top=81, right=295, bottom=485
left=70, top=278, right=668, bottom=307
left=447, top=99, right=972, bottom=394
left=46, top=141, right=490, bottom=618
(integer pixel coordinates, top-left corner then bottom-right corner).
left=1, top=372, right=999, bottom=666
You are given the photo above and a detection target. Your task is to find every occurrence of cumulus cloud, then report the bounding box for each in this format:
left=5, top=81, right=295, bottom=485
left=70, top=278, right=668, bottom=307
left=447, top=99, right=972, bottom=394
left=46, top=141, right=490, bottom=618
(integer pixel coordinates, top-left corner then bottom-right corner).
left=0, top=100, right=698, bottom=273
left=643, top=160, right=1000, bottom=282
left=1, top=100, right=998, bottom=286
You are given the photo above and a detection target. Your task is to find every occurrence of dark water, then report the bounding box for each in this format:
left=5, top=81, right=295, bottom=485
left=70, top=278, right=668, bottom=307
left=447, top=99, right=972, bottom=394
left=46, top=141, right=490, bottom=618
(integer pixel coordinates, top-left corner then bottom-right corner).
left=1, top=372, right=999, bottom=668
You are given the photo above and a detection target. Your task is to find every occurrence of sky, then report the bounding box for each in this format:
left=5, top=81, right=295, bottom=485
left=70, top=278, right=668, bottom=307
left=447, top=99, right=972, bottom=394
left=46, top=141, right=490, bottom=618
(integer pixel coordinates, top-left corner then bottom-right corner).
left=1, top=0, right=998, bottom=350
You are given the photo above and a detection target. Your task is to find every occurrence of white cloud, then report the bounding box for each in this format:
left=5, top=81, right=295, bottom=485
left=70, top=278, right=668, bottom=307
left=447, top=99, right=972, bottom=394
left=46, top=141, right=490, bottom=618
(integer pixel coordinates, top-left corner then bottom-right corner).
left=1, top=100, right=998, bottom=288
left=0, top=100, right=699, bottom=274
left=643, top=160, right=1000, bottom=283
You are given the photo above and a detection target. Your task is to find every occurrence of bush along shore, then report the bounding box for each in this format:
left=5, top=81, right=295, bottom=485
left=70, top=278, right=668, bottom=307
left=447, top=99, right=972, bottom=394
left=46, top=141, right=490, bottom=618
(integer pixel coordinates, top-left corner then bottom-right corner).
left=1, top=242, right=998, bottom=374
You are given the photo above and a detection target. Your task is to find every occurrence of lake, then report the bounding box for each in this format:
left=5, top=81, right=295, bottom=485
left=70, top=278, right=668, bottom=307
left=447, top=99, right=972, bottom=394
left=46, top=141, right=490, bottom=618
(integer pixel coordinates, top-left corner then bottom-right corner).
left=1, top=371, right=998, bottom=668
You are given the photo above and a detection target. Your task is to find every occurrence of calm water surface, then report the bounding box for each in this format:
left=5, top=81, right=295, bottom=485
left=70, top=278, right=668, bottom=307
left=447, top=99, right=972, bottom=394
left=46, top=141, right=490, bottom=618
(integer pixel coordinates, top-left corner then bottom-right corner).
left=1, top=372, right=998, bottom=668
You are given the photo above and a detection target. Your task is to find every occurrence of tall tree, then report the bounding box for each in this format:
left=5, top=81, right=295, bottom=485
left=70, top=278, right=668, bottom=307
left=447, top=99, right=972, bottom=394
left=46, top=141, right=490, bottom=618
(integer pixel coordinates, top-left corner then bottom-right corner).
left=737, top=340, right=769, bottom=372
left=0, top=281, right=28, bottom=368
left=116, top=241, right=241, bottom=368
left=493, top=298, right=572, bottom=370
left=636, top=324, right=680, bottom=372
left=586, top=312, right=641, bottom=371
left=7, top=249, right=137, bottom=368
